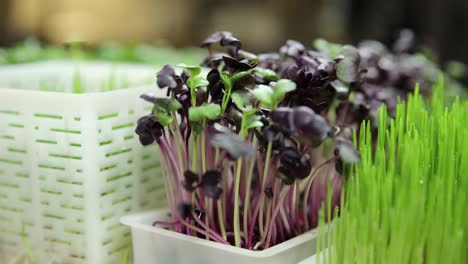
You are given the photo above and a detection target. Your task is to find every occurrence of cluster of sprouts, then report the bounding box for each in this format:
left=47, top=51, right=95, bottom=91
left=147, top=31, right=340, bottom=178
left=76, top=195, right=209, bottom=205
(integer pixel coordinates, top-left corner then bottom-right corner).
left=135, top=31, right=442, bottom=249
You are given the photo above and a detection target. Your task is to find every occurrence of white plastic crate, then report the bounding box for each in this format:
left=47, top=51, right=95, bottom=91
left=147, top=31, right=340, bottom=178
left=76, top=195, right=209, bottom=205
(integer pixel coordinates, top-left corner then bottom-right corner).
left=0, top=61, right=167, bottom=263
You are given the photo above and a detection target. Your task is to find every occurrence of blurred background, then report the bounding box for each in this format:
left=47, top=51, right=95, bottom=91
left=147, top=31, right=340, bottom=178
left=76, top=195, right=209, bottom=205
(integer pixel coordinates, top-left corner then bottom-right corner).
left=0, top=0, right=467, bottom=64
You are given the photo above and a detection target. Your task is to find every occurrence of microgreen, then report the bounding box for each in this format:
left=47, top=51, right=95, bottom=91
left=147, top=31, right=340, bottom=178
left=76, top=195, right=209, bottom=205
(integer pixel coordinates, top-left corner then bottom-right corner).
left=147, top=97, right=182, bottom=126
left=253, top=67, right=278, bottom=81
left=314, top=39, right=343, bottom=58
left=316, top=79, right=468, bottom=263
left=177, top=63, right=209, bottom=106
left=252, top=79, right=296, bottom=109
left=251, top=85, right=274, bottom=106
left=188, top=104, right=221, bottom=122
left=134, top=31, right=458, bottom=251
left=230, top=93, right=249, bottom=111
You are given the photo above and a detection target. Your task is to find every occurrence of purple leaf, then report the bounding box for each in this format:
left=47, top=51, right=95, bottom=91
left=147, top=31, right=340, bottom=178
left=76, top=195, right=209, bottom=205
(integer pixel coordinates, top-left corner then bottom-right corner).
left=209, top=123, right=256, bottom=160
left=279, top=147, right=312, bottom=179
left=157, top=65, right=179, bottom=89
left=223, top=56, right=255, bottom=72
left=182, top=170, right=199, bottom=192
left=280, top=40, right=305, bottom=57
left=271, top=107, right=332, bottom=146
left=200, top=170, right=223, bottom=199
left=135, top=114, right=163, bottom=145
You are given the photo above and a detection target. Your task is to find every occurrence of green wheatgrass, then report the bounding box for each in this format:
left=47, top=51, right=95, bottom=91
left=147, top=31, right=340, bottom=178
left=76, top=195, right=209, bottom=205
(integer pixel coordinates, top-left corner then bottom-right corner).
left=317, top=77, right=468, bottom=264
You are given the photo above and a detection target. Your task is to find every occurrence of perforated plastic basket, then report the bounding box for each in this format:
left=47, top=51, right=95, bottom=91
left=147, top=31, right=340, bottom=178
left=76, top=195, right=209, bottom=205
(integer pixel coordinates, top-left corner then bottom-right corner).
left=0, top=61, right=167, bottom=263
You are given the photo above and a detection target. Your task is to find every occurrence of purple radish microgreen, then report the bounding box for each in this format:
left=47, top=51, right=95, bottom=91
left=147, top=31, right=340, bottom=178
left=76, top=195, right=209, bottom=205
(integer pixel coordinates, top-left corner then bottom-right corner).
left=135, top=30, right=442, bottom=250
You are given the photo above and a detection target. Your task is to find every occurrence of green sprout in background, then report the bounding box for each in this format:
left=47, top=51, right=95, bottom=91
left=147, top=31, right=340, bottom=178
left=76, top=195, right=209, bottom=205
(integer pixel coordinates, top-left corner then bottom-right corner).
left=0, top=38, right=205, bottom=66
left=317, top=78, right=468, bottom=264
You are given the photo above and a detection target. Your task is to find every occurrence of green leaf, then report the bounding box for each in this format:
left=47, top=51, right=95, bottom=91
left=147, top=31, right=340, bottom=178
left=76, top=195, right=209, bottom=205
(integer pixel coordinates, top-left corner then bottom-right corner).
left=251, top=84, right=274, bottom=106
left=238, top=50, right=258, bottom=61
left=176, top=63, right=202, bottom=76
left=220, top=71, right=234, bottom=113
left=189, top=104, right=221, bottom=122
left=152, top=98, right=180, bottom=126
left=231, top=93, right=245, bottom=111
left=176, top=65, right=208, bottom=106
left=231, top=71, right=252, bottom=82
left=220, top=71, right=232, bottom=89
left=177, top=65, right=207, bottom=105
left=245, top=114, right=263, bottom=129
left=232, top=93, right=255, bottom=113
left=254, top=67, right=279, bottom=81
left=154, top=111, right=173, bottom=126
left=272, top=79, right=296, bottom=102
left=203, top=104, right=221, bottom=120
left=187, top=75, right=209, bottom=89
left=154, top=97, right=182, bottom=112
left=313, top=38, right=343, bottom=58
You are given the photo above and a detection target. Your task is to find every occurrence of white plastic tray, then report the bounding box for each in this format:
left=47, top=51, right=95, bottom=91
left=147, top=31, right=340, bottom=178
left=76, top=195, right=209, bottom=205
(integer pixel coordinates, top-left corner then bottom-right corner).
left=0, top=61, right=167, bottom=263
left=121, top=209, right=320, bottom=264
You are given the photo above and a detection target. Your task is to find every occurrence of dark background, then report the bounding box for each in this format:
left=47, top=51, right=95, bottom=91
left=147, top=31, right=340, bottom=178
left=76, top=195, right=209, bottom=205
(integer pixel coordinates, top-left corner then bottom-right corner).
left=0, top=0, right=467, bottom=64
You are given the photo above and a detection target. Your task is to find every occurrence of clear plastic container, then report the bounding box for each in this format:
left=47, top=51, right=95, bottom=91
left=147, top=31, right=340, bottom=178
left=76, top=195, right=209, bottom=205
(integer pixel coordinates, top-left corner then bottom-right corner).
left=0, top=61, right=167, bottom=263
left=121, top=209, right=320, bottom=264
left=298, top=254, right=322, bottom=264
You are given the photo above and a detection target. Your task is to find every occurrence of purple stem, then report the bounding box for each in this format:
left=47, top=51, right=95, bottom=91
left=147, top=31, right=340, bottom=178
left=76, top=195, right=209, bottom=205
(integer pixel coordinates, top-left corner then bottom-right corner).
left=179, top=217, right=228, bottom=245
left=160, top=137, right=186, bottom=201
left=157, top=144, right=182, bottom=233
left=280, top=206, right=291, bottom=236
left=185, top=138, right=190, bottom=168
left=161, top=135, right=181, bottom=175
left=185, top=219, right=191, bottom=236
left=216, top=151, right=228, bottom=169
left=153, top=220, right=180, bottom=227
left=206, top=140, right=215, bottom=169
left=191, top=212, right=230, bottom=245
left=207, top=199, right=216, bottom=232
left=277, top=216, right=285, bottom=244
left=265, top=186, right=290, bottom=248
left=247, top=194, right=262, bottom=249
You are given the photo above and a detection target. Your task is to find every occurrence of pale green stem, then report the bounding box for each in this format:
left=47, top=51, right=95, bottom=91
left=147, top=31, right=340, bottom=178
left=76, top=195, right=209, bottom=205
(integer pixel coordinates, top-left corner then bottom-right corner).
left=217, top=199, right=227, bottom=240
left=259, top=142, right=273, bottom=237
left=233, top=114, right=248, bottom=247
left=191, top=137, right=198, bottom=173
left=214, top=147, right=227, bottom=240
left=233, top=159, right=243, bottom=247
left=243, top=142, right=256, bottom=245
left=201, top=120, right=207, bottom=172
